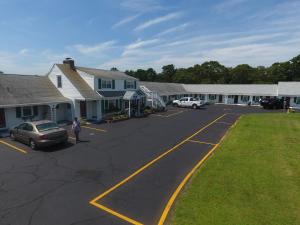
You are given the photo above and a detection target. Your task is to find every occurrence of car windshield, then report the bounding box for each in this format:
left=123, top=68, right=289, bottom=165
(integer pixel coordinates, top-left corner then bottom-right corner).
left=36, top=122, right=59, bottom=131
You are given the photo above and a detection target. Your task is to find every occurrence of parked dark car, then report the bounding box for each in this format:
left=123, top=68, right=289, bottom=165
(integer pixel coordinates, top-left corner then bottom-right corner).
left=10, top=120, right=68, bottom=150
left=260, top=98, right=283, bottom=109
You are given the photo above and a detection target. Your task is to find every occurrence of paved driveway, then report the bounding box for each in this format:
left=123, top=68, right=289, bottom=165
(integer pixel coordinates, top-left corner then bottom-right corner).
left=0, top=105, right=268, bottom=225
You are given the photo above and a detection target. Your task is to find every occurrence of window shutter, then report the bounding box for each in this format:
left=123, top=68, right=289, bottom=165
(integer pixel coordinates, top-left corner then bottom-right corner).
left=16, top=107, right=21, bottom=118
left=134, top=81, right=137, bottom=89
left=124, top=80, right=127, bottom=89
left=33, top=106, right=38, bottom=116
left=112, top=80, right=115, bottom=89
left=98, top=79, right=102, bottom=89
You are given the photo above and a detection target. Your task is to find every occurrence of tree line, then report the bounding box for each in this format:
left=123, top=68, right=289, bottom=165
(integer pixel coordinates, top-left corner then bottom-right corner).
left=122, top=54, right=300, bottom=84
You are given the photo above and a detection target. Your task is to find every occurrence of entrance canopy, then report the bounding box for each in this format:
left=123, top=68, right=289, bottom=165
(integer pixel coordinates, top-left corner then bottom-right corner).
left=123, top=90, right=145, bottom=100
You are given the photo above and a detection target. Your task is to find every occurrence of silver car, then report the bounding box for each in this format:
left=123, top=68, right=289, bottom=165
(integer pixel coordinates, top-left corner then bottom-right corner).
left=10, top=120, right=68, bottom=150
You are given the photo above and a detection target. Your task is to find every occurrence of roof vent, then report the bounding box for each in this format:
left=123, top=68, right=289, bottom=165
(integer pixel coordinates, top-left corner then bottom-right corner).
left=63, top=58, right=76, bottom=71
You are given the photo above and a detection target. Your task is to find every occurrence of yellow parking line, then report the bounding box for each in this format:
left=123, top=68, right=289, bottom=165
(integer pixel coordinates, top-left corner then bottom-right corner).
left=81, top=126, right=107, bottom=132
left=158, top=116, right=240, bottom=225
left=215, top=121, right=232, bottom=125
left=153, top=110, right=184, bottom=118
left=187, top=140, right=217, bottom=146
left=89, top=114, right=227, bottom=224
left=90, top=202, right=143, bottom=225
left=0, top=140, right=27, bottom=154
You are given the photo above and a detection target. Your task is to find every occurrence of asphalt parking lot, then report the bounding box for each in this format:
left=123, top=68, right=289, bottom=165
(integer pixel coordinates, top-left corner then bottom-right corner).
left=0, top=104, right=269, bottom=225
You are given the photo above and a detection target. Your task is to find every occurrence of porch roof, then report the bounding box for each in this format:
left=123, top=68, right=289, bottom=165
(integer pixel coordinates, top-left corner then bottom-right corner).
left=0, top=74, right=71, bottom=107
left=97, top=91, right=126, bottom=98
left=123, top=90, right=145, bottom=100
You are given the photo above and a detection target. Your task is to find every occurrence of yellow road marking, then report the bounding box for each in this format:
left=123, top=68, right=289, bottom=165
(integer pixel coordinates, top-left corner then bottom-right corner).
left=89, top=114, right=227, bottom=224
left=81, top=126, right=107, bottom=132
left=215, top=121, right=232, bottom=125
left=153, top=110, right=184, bottom=118
left=158, top=116, right=241, bottom=225
left=69, top=136, right=76, bottom=140
left=187, top=140, right=217, bottom=146
left=90, top=202, right=143, bottom=225
left=0, top=140, right=27, bottom=154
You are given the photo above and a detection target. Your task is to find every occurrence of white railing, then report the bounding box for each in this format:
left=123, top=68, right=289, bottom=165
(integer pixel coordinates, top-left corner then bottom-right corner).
left=140, top=86, right=166, bottom=108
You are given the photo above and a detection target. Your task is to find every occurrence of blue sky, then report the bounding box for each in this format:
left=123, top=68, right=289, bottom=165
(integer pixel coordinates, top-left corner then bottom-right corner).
left=0, top=0, right=300, bottom=74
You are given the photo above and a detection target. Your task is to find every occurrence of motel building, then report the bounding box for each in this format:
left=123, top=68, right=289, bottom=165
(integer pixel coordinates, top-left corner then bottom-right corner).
left=0, top=59, right=146, bottom=134
left=140, top=81, right=300, bottom=108
left=1, top=59, right=300, bottom=135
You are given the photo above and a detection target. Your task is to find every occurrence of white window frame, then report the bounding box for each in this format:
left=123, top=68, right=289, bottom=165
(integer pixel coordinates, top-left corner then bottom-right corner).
left=126, top=80, right=135, bottom=89
left=294, top=97, right=300, bottom=105
left=209, top=94, right=217, bottom=101
left=57, top=75, right=62, bottom=88
left=241, top=96, right=250, bottom=102
left=22, top=106, right=33, bottom=117
left=199, top=94, right=205, bottom=100
left=102, top=79, right=112, bottom=89
left=252, top=96, right=260, bottom=103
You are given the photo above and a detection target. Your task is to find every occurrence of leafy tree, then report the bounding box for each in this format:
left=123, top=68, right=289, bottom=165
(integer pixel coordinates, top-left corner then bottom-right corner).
left=123, top=53, right=300, bottom=84
left=200, top=61, right=228, bottom=83
left=110, top=67, right=118, bottom=71
left=161, top=64, right=176, bottom=82
left=230, top=64, right=256, bottom=84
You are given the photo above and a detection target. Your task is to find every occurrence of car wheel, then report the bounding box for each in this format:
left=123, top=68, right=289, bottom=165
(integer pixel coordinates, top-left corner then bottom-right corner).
left=192, top=104, right=197, bottom=109
left=62, top=139, right=68, bottom=146
left=30, top=139, right=37, bottom=150
left=10, top=132, right=15, bottom=140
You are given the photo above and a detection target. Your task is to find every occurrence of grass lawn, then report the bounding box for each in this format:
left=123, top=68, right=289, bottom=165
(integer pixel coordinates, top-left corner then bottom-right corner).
left=170, top=113, right=300, bottom=225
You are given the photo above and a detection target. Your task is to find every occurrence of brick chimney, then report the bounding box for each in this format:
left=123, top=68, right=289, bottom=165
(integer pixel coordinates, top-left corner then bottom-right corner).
left=63, top=58, right=76, bottom=70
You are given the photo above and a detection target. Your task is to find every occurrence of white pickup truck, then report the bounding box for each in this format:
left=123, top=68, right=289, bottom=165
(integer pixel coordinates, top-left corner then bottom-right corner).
left=172, top=97, right=205, bottom=109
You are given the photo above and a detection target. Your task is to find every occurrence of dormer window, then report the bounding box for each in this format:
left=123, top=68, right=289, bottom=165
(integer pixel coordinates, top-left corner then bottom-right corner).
left=125, top=80, right=136, bottom=89
left=98, top=79, right=115, bottom=89
left=57, top=75, right=62, bottom=88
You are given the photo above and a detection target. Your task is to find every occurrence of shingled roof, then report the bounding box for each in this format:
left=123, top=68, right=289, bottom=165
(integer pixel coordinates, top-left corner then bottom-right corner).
left=56, top=64, right=101, bottom=100
left=140, top=82, right=186, bottom=96
left=77, top=67, right=137, bottom=80
left=184, top=84, right=278, bottom=96
left=0, top=74, right=70, bottom=107
left=278, top=82, right=300, bottom=96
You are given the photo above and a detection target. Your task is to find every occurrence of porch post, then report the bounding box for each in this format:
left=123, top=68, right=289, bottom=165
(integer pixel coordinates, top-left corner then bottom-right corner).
left=249, top=96, right=253, bottom=105
left=128, top=100, right=131, bottom=118
left=97, top=100, right=102, bottom=121
left=224, top=95, right=228, bottom=104
left=49, top=104, right=57, bottom=122
left=205, top=94, right=209, bottom=103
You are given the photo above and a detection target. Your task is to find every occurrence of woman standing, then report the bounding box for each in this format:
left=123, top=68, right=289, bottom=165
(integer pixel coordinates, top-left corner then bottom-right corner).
left=72, top=117, right=81, bottom=143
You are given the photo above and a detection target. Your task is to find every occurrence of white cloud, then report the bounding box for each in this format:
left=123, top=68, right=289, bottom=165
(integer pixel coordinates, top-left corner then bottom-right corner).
left=155, top=23, right=190, bottom=37
left=120, top=0, right=164, bottom=12
left=122, top=38, right=161, bottom=56
left=98, top=26, right=300, bottom=72
left=134, top=12, right=183, bottom=31
left=19, top=48, right=29, bottom=55
left=213, top=0, right=247, bottom=13
left=112, top=14, right=141, bottom=29
left=73, top=41, right=117, bottom=55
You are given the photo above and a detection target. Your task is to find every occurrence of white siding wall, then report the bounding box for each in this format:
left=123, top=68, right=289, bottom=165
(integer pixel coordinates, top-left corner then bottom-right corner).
left=48, top=65, right=83, bottom=100
left=56, top=103, right=72, bottom=122
left=77, top=70, right=95, bottom=90
left=95, top=78, right=138, bottom=91
left=4, top=105, right=50, bottom=129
